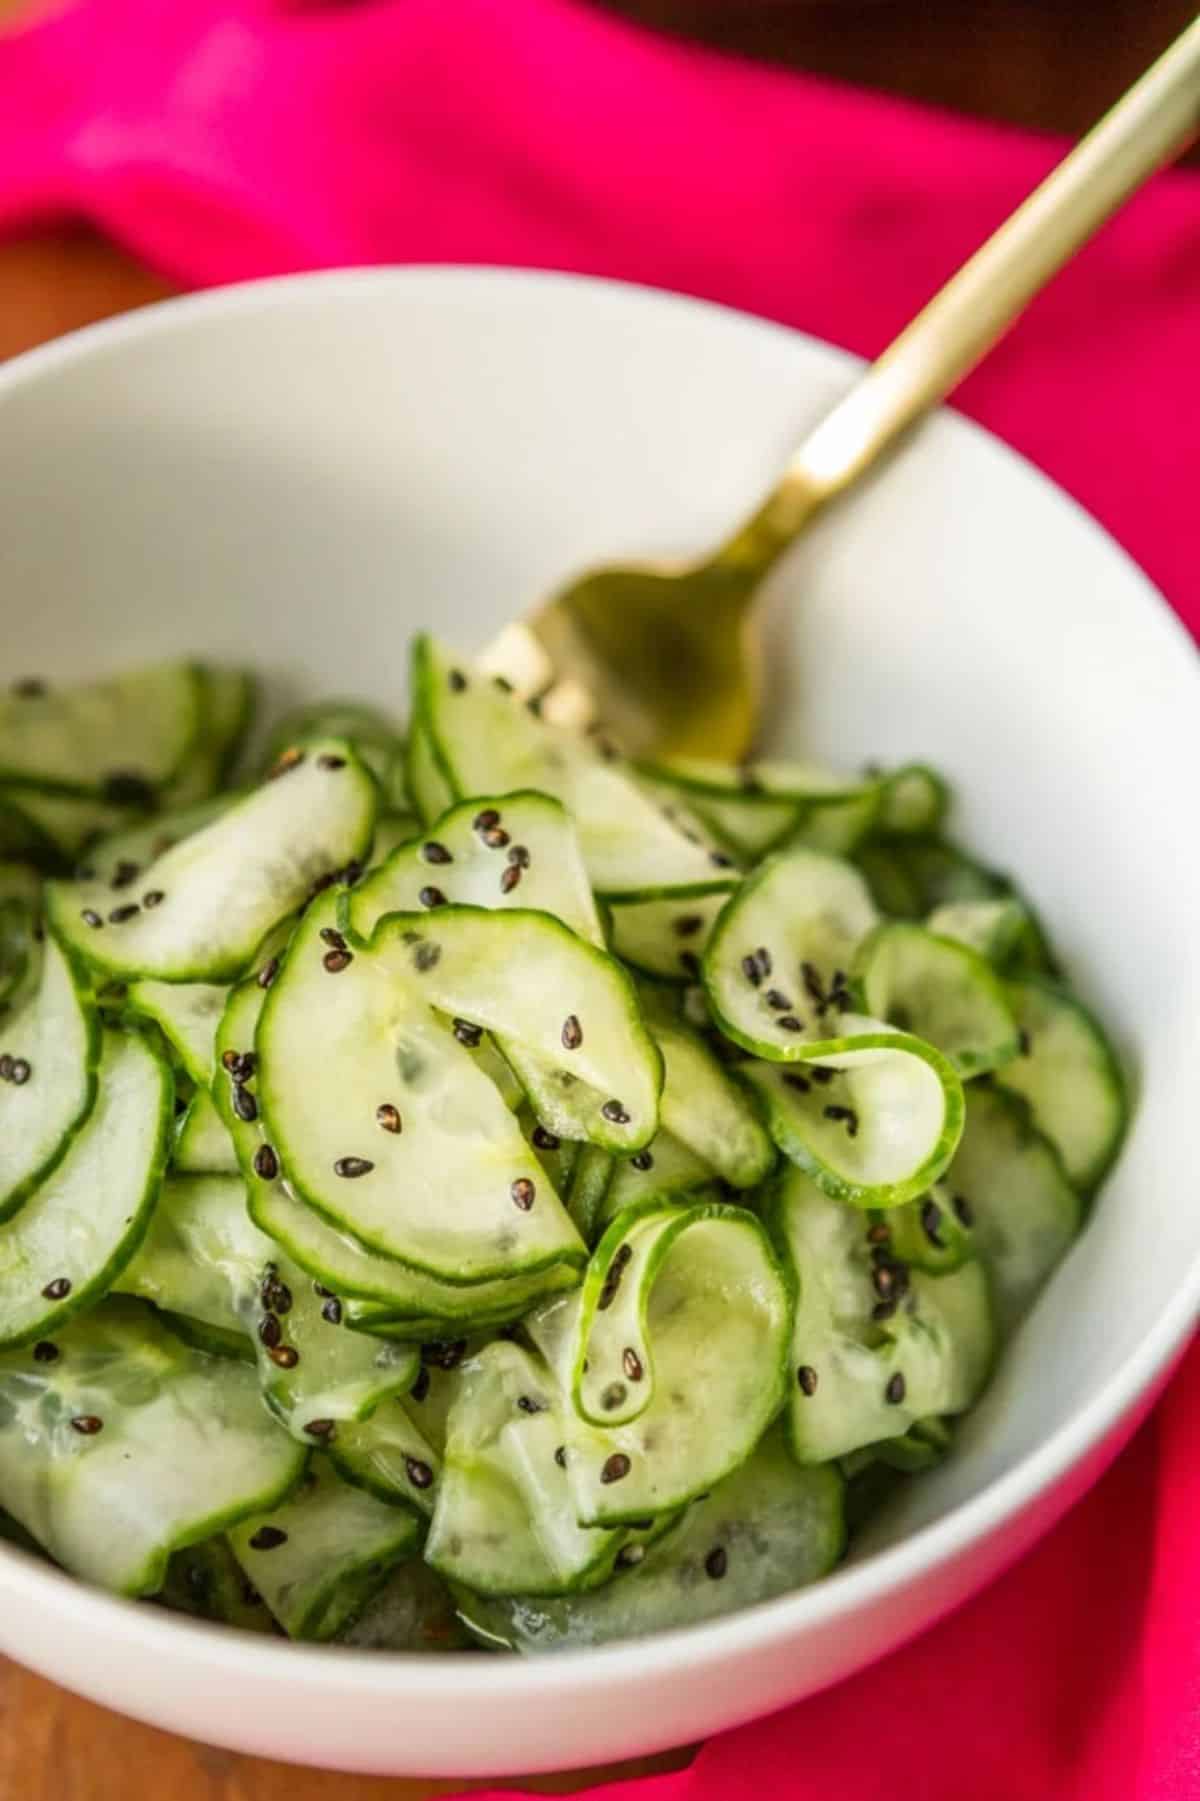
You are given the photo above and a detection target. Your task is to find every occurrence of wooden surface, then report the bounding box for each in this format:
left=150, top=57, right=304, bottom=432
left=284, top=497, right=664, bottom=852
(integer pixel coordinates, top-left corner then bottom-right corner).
left=0, top=0, right=1190, bottom=1792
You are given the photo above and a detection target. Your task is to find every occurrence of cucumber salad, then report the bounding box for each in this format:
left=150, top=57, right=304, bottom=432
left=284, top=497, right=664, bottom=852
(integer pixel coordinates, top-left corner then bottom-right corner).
left=0, top=643, right=1126, bottom=1653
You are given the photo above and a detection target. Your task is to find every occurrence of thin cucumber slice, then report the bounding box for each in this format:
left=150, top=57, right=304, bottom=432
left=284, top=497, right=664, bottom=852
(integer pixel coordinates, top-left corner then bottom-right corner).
left=0, top=1297, right=304, bottom=1595
left=173, top=1089, right=238, bottom=1174
left=335, top=1559, right=472, bottom=1651
left=160, top=1311, right=253, bottom=1362
left=413, top=637, right=735, bottom=899
left=403, top=718, right=455, bottom=826
left=0, top=789, right=138, bottom=860
left=739, top=1018, right=964, bottom=1208
left=0, top=933, right=99, bottom=1223
left=425, top=1341, right=628, bottom=1596
left=328, top=1399, right=443, bottom=1515
left=651, top=1015, right=774, bottom=1189
left=875, top=765, right=949, bottom=837
left=229, top=1459, right=422, bottom=1642
left=995, top=977, right=1126, bottom=1191
left=455, top=1425, right=843, bottom=1652
left=158, top=1535, right=278, bottom=1633
left=126, top=979, right=229, bottom=1085
left=0, top=664, right=202, bottom=799
left=77, top=792, right=238, bottom=889
left=565, top=1144, right=616, bottom=1245
left=343, top=905, right=661, bottom=1154
left=118, top=1173, right=272, bottom=1340
left=528, top=1200, right=791, bottom=1525
left=856, top=837, right=1002, bottom=920
left=945, top=1085, right=1081, bottom=1329
left=877, top=1182, right=974, bottom=1276
left=702, top=847, right=878, bottom=1058
left=162, top=667, right=256, bottom=809
left=0, top=863, right=40, bottom=1006
left=599, top=1133, right=717, bottom=1230
left=347, top=790, right=604, bottom=949
left=926, top=899, right=1031, bottom=965
left=255, top=897, right=585, bottom=1282
left=772, top=1168, right=994, bottom=1463
left=48, top=740, right=376, bottom=983
left=606, top=888, right=729, bottom=984
left=853, top=922, right=1020, bottom=1078
left=523, top=1108, right=580, bottom=1202
left=0, top=1028, right=170, bottom=1347
left=262, top=699, right=402, bottom=795
left=369, top=810, right=421, bottom=869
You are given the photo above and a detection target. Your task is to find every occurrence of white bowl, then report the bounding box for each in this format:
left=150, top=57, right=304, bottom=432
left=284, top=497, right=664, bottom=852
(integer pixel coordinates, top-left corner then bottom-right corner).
left=0, top=268, right=1197, bottom=1779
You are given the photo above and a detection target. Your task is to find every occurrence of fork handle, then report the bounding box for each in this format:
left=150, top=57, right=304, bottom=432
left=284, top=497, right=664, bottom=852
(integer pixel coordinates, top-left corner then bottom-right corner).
left=719, top=12, right=1200, bottom=569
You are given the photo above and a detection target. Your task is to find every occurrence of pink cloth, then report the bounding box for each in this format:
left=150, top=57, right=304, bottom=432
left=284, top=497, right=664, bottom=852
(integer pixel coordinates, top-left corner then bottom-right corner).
left=1, top=2, right=1198, bottom=1793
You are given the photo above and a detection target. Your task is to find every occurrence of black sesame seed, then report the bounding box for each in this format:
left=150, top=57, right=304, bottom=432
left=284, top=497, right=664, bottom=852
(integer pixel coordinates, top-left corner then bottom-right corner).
left=499, top=864, right=522, bottom=894
left=268, top=1344, right=299, bottom=1369
left=561, top=1014, right=583, bottom=1050
left=679, top=950, right=701, bottom=977
left=304, top=1418, right=336, bottom=1439
left=867, top=1222, right=891, bottom=1244
left=623, top=1347, right=644, bottom=1382
left=41, top=1277, right=71, bottom=1301
left=249, top=1526, right=288, bottom=1551
left=320, top=926, right=347, bottom=950
left=111, top=859, right=141, bottom=890
left=317, top=752, right=347, bottom=771
left=782, top=1072, right=811, bottom=1093
left=517, top=1395, right=545, bottom=1415
left=613, top=1244, right=633, bottom=1271
left=313, top=1282, right=333, bottom=1298
left=376, top=1103, right=402, bottom=1134
left=952, top=1193, right=974, bottom=1227
left=823, top=1103, right=859, bottom=1137
left=710, top=851, right=734, bottom=868
left=473, top=809, right=501, bottom=831
left=873, top=1264, right=896, bottom=1299
left=257, top=956, right=280, bottom=990
left=405, top=1456, right=434, bottom=1491
left=418, top=886, right=446, bottom=909
left=32, top=1341, right=59, bottom=1364
left=221, top=1048, right=240, bottom=1073
left=421, top=1339, right=467, bottom=1370
left=80, top=909, right=103, bottom=930
left=616, top=1544, right=645, bottom=1570
left=601, top=1100, right=631, bottom=1125
left=810, top=1066, right=836, bottom=1086
left=531, top=1126, right=560, bottom=1151
left=0, top=1056, right=12, bottom=1082
left=872, top=1299, right=898, bottom=1321
left=526, top=696, right=543, bottom=717
left=886, top=1373, right=907, bottom=1405
left=448, top=669, right=468, bottom=692
left=13, top=678, right=46, bottom=698
left=630, top=1150, right=654, bottom=1172
left=801, top=962, right=825, bottom=1007
left=493, top=675, right=514, bottom=692
left=103, top=771, right=155, bottom=808
left=765, top=989, right=793, bottom=1011
left=70, top=1415, right=104, bottom=1436
left=453, top=1018, right=483, bottom=1048
left=508, top=844, right=531, bottom=868
left=262, top=1275, right=293, bottom=1316
left=921, top=1198, right=944, bottom=1246
left=511, top=1177, right=536, bottom=1211
left=674, top=914, right=704, bottom=939
left=777, top=1016, right=804, bottom=1033
left=232, top=1084, right=258, bottom=1123
left=253, top=1144, right=279, bottom=1181
left=600, top=1453, right=631, bottom=1485
left=796, top=1364, right=819, bottom=1395
left=409, top=1366, right=431, bottom=1403
left=601, top=1382, right=627, bottom=1411
left=422, top=841, right=453, bottom=865
left=334, top=1156, right=374, bottom=1179
left=8, top=1058, right=29, bottom=1086
left=321, top=1297, right=343, bottom=1327
left=323, top=947, right=354, bottom=974
left=258, top=1314, right=282, bottom=1349
left=705, top=1546, right=728, bottom=1580
left=482, top=826, right=511, bottom=850
left=741, top=954, right=763, bottom=987
left=554, top=1445, right=567, bottom=1469
left=412, top=941, right=441, bottom=972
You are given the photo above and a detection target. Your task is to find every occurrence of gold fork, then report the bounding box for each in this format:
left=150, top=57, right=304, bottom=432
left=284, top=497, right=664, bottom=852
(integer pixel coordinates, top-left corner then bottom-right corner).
left=479, top=14, right=1200, bottom=760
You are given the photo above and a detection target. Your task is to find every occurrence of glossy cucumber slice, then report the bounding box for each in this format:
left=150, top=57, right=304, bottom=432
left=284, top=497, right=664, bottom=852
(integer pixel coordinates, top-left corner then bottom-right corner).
left=47, top=741, right=376, bottom=983
left=335, top=1558, right=471, bottom=1650
left=229, top=1459, right=422, bottom=1642
left=528, top=1200, right=791, bottom=1525
left=162, top=667, right=256, bottom=809
left=853, top=921, right=1020, bottom=1078
left=876, top=1182, right=974, bottom=1276
left=995, top=977, right=1126, bottom=1191
left=126, top=979, right=229, bottom=1085
left=413, top=637, right=735, bottom=899
left=0, top=664, right=202, bottom=799
left=605, top=887, right=729, bottom=984
left=158, top=1534, right=278, bottom=1633
left=650, top=1014, right=773, bottom=1188
left=327, top=1398, right=442, bottom=1515
left=368, top=810, right=421, bottom=868
left=256, top=897, right=586, bottom=1282
left=77, top=792, right=239, bottom=889
left=564, top=1144, right=617, bottom=1244
left=944, top=1085, right=1081, bottom=1329
left=0, top=933, right=99, bottom=1223
left=455, top=1424, right=843, bottom=1652
left=599, top=1133, right=717, bottom=1230
left=262, top=699, right=402, bottom=797
left=703, top=847, right=878, bottom=1057
left=172, top=1089, right=238, bottom=1174
left=0, top=1297, right=304, bottom=1595
left=0, top=1028, right=171, bottom=1347
left=738, top=1018, right=964, bottom=1209
left=772, top=1168, right=994, bottom=1463
left=926, top=898, right=1032, bottom=965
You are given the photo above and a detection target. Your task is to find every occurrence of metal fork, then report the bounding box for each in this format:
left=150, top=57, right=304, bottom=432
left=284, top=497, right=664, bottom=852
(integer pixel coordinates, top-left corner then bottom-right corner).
left=479, top=14, right=1200, bottom=760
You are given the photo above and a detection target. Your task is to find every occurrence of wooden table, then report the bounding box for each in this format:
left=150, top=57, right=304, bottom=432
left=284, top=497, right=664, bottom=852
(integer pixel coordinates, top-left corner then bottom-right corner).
left=0, top=1, right=1192, bottom=1792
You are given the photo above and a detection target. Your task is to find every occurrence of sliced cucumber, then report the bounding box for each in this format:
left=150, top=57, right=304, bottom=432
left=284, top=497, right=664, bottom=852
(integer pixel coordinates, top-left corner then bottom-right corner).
left=565, top=1144, right=617, bottom=1245
left=126, top=979, right=229, bottom=1085
left=413, top=637, right=735, bottom=899
left=262, top=700, right=402, bottom=797
left=875, top=766, right=949, bottom=837
left=455, top=1424, right=843, bottom=1652
left=77, top=792, right=238, bottom=889
left=926, top=899, right=1031, bottom=965
left=173, top=1089, right=238, bottom=1174
left=347, top=790, right=604, bottom=948
left=0, top=664, right=202, bottom=799
left=229, top=1459, right=422, bottom=1642
left=650, top=1014, right=774, bottom=1188
left=426, top=1341, right=631, bottom=1596
left=0, top=788, right=138, bottom=860
left=702, top=847, right=878, bottom=1058
left=118, top=1172, right=271, bottom=1340
left=255, top=897, right=585, bottom=1281
left=368, top=810, right=421, bottom=869
left=739, top=1018, right=964, bottom=1209
left=605, top=888, right=729, bottom=984
left=0, top=1028, right=170, bottom=1347
left=0, top=933, right=99, bottom=1223
left=853, top=922, right=1019, bottom=1078
left=600, top=1133, right=717, bottom=1229
left=0, top=1297, right=305, bottom=1595
left=48, top=741, right=376, bottom=983
left=403, top=717, right=455, bottom=826
left=945, top=1085, right=1081, bottom=1329
left=335, top=1559, right=472, bottom=1650
left=877, top=1182, right=974, bottom=1276
left=995, top=977, right=1126, bottom=1191
left=158, top=1535, right=278, bottom=1633
left=528, top=1201, right=791, bottom=1525
left=327, top=1398, right=443, bottom=1515
left=772, top=1168, right=994, bottom=1463
left=0, top=863, right=40, bottom=1006
left=162, top=667, right=256, bottom=809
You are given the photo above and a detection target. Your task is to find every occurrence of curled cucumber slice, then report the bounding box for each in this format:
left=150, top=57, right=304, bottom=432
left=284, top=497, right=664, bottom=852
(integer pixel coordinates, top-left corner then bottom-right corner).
left=995, top=976, right=1126, bottom=1191
left=0, top=663, right=202, bottom=799
left=853, top=921, right=1020, bottom=1078
left=0, top=933, right=99, bottom=1223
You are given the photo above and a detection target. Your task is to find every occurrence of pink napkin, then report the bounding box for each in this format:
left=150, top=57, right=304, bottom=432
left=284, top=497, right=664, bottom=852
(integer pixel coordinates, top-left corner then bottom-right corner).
left=1, top=2, right=1198, bottom=1793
